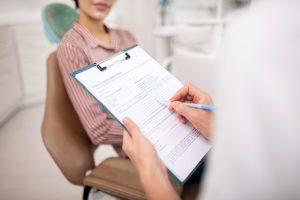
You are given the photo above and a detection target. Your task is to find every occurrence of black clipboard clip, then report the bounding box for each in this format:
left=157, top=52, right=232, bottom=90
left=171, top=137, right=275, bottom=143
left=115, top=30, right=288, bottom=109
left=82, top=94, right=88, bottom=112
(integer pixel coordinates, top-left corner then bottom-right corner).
left=96, top=52, right=131, bottom=72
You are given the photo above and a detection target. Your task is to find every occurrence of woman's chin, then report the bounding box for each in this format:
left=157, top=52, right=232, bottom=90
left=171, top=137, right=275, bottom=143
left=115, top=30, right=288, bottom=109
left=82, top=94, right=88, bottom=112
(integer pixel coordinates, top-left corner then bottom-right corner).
left=89, top=12, right=108, bottom=21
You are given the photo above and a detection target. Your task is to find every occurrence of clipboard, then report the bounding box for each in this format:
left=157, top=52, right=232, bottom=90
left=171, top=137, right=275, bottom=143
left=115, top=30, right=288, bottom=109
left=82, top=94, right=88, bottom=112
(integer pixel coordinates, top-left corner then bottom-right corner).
left=71, top=44, right=211, bottom=184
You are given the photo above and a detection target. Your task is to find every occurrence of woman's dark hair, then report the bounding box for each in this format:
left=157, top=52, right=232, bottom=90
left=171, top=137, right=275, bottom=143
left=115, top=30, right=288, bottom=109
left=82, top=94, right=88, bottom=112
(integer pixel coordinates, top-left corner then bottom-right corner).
left=73, top=0, right=79, bottom=8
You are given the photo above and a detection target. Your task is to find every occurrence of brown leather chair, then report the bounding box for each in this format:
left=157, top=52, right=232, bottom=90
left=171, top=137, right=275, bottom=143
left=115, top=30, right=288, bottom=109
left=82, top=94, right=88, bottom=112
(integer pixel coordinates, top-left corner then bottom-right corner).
left=41, top=52, right=199, bottom=200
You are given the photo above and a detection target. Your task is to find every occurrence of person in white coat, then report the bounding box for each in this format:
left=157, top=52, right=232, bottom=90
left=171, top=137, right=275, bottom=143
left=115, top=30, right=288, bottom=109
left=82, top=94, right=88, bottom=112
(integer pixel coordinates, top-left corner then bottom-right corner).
left=122, top=0, right=300, bottom=199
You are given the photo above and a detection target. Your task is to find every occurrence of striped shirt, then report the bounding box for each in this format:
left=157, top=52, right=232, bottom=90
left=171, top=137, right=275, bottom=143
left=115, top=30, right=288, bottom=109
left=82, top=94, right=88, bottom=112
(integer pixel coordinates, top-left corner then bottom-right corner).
left=56, top=21, right=136, bottom=156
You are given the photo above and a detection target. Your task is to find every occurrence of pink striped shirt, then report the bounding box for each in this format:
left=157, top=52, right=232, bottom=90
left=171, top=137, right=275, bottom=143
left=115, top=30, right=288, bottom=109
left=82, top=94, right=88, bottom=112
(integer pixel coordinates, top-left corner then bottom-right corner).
left=56, top=21, right=136, bottom=155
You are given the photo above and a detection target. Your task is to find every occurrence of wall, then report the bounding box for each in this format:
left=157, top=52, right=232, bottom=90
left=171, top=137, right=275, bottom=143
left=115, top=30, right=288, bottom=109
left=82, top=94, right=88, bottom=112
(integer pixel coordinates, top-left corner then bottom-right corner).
left=106, top=0, right=157, bottom=55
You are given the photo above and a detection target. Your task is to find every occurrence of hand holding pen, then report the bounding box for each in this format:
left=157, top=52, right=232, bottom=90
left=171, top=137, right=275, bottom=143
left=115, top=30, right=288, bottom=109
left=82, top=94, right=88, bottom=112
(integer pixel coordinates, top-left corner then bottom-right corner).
left=166, top=83, right=214, bottom=140
left=159, top=100, right=216, bottom=111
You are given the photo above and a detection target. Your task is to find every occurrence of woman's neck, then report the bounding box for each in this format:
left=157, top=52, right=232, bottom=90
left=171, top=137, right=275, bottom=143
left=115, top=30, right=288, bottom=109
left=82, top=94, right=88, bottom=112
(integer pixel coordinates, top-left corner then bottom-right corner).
left=78, top=13, right=111, bottom=46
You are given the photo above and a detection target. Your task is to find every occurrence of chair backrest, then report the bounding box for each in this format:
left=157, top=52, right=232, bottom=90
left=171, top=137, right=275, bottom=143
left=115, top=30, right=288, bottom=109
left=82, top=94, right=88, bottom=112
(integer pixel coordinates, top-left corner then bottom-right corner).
left=41, top=3, right=78, bottom=43
left=41, top=52, right=95, bottom=185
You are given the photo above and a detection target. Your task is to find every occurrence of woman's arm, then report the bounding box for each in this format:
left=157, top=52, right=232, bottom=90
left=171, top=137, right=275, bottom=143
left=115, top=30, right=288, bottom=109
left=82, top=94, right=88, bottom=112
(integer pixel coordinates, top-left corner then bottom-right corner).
left=139, top=164, right=180, bottom=200
left=122, top=118, right=180, bottom=200
left=56, top=43, right=123, bottom=145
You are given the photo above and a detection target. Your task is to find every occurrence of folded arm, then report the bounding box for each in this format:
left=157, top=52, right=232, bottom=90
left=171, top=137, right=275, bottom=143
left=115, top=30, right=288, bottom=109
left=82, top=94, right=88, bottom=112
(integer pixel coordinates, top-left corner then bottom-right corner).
left=56, top=43, right=123, bottom=145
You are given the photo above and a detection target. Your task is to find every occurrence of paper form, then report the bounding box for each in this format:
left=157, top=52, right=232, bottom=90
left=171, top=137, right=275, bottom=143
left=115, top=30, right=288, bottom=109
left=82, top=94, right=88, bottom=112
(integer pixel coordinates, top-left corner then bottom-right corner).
left=72, top=45, right=211, bottom=183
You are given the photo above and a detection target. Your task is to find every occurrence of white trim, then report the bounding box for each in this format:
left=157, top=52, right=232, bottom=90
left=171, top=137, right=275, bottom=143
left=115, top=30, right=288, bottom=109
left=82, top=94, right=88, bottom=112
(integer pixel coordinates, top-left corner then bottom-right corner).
left=0, top=99, right=21, bottom=127
left=20, top=95, right=45, bottom=109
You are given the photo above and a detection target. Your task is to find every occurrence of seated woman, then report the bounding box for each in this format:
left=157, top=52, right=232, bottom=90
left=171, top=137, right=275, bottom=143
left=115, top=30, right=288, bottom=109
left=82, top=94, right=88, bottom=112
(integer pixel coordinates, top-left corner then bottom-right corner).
left=56, top=0, right=136, bottom=156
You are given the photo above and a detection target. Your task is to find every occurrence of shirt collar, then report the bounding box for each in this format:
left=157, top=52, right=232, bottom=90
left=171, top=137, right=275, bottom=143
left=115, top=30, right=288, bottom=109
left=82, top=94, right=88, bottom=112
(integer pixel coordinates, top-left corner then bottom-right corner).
left=73, top=21, right=121, bottom=50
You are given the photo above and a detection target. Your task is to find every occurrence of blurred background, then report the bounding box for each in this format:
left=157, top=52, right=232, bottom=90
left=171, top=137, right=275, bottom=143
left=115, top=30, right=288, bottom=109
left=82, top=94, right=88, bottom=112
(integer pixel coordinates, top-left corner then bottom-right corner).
left=0, top=0, right=250, bottom=199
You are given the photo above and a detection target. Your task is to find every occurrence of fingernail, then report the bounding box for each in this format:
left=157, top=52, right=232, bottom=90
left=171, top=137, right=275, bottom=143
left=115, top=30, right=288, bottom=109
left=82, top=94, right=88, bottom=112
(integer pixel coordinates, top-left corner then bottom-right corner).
left=123, top=117, right=129, bottom=124
left=172, top=101, right=179, bottom=108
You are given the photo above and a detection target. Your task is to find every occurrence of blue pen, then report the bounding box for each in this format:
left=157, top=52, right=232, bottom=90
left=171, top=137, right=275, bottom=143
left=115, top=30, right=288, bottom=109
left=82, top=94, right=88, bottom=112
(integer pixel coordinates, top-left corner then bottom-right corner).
left=158, top=100, right=216, bottom=111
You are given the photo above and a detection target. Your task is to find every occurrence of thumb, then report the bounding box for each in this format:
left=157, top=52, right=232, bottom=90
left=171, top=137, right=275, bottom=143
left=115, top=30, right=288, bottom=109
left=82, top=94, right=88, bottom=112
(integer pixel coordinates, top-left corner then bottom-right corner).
left=171, top=101, right=195, bottom=120
left=122, top=130, right=132, bottom=152
left=122, top=117, right=140, bottom=137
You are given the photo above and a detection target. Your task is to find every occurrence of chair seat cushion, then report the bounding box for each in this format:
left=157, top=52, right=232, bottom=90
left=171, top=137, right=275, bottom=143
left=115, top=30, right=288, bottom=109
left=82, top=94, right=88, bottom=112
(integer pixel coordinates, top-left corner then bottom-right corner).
left=84, top=157, right=182, bottom=200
